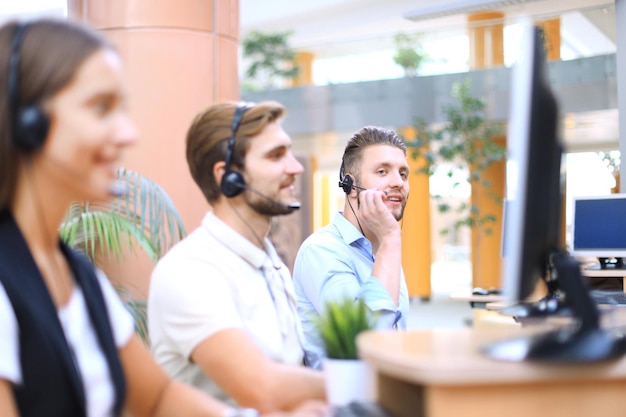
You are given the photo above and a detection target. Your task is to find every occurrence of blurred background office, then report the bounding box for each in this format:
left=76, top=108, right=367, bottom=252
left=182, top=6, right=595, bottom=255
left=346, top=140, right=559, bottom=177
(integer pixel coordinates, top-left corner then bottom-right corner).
left=2, top=0, right=622, bottom=329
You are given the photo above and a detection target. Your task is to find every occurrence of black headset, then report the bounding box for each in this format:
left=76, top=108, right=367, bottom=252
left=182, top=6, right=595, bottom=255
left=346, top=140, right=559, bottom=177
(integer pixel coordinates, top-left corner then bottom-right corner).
left=338, top=160, right=355, bottom=194
left=220, top=102, right=255, bottom=198
left=8, top=22, right=50, bottom=153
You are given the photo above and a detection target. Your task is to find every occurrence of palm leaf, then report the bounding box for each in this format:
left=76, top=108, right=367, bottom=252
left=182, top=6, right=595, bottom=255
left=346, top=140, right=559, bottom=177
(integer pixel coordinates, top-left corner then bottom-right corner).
left=59, top=206, right=157, bottom=263
left=59, top=168, right=186, bottom=263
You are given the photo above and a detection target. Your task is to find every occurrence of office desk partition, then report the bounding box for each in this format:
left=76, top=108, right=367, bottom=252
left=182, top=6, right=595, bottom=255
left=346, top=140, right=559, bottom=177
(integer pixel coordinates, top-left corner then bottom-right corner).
left=358, top=328, right=626, bottom=417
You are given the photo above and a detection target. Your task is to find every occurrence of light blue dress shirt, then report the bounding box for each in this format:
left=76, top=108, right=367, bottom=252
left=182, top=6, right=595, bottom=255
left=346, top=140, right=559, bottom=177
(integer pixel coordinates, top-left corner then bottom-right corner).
left=293, top=212, right=410, bottom=369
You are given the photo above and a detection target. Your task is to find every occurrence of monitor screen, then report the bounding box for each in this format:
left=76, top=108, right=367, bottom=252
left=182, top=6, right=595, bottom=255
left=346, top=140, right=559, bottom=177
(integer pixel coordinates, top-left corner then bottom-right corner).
left=570, top=194, right=626, bottom=258
left=501, top=23, right=562, bottom=304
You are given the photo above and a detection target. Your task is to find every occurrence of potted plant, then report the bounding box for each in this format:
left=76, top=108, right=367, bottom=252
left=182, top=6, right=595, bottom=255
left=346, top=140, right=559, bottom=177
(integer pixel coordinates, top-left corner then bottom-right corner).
left=314, top=297, right=378, bottom=406
left=59, top=167, right=187, bottom=344
left=405, top=78, right=505, bottom=287
left=242, top=30, right=300, bottom=91
left=392, top=32, right=428, bottom=77
left=598, top=150, right=621, bottom=193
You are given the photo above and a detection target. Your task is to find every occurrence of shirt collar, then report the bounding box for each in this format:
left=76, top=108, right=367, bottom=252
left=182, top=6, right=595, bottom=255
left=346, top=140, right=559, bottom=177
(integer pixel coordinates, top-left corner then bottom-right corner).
left=201, top=211, right=281, bottom=270
left=332, top=212, right=366, bottom=246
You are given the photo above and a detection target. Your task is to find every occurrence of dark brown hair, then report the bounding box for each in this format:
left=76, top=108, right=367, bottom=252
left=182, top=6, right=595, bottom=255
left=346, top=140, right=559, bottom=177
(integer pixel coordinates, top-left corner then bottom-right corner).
left=341, top=126, right=407, bottom=182
left=0, top=18, right=114, bottom=210
left=186, top=101, right=286, bottom=204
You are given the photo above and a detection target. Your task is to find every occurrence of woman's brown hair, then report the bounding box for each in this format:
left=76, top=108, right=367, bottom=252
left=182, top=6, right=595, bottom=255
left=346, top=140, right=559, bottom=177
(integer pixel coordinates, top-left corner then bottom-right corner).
left=0, top=19, right=114, bottom=210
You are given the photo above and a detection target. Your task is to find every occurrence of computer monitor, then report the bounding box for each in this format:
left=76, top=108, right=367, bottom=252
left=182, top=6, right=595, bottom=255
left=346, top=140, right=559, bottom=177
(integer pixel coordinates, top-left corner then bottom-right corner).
left=481, top=23, right=626, bottom=362
left=500, top=23, right=562, bottom=303
left=570, top=194, right=626, bottom=265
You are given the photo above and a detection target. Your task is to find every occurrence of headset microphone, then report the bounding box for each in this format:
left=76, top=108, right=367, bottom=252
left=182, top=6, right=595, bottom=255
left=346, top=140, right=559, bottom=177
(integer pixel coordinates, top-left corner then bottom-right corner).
left=109, top=181, right=128, bottom=198
left=339, top=162, right=387, bottom=195
left=338, top=177, right=386, bottom=196
left=227, top=177, right=300, bottom=211
left=338, top=180, right=368, bottom=193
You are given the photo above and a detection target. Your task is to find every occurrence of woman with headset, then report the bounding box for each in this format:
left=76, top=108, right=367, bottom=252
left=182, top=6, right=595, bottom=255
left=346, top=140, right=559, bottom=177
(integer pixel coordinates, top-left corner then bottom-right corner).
left=0, top=18, right=325, bottom=417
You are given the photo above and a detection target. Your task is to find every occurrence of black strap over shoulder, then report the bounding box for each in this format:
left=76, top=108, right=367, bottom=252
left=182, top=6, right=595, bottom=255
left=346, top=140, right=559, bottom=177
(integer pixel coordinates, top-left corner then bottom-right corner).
left=0, top=210, right=126, bottom=417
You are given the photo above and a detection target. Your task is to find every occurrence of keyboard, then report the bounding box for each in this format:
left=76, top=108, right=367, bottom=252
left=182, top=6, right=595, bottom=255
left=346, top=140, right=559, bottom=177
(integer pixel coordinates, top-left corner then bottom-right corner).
left=589, top=290, right=626, bottom=305
left=332, top=401, right=396, bottom=417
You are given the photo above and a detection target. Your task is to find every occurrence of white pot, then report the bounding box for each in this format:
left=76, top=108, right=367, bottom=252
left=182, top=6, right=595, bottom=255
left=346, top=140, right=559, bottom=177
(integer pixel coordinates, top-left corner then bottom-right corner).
left=322, top=358, right=376, bottom=406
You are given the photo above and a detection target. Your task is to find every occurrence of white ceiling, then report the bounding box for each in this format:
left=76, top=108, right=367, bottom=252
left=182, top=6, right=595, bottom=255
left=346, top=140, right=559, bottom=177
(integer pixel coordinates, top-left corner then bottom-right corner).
left=241, top=0, right=614, bottom=58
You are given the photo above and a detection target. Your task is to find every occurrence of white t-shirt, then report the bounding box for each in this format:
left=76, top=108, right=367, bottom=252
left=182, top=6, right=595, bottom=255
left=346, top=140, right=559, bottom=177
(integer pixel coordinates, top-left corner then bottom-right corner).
left=148, top=211, right=304, bottom=406
left=0, top=269, right=134, bottom=417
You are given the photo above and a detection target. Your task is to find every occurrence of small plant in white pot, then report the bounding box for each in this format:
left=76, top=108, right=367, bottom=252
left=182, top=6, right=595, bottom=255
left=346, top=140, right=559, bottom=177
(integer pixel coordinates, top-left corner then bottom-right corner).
left=314, top=297, right=378, bottom=406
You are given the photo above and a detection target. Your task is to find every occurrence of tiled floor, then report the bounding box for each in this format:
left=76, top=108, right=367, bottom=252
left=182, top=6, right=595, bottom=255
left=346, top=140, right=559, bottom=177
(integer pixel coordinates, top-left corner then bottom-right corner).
left=407, top=260, right=474, bottom=330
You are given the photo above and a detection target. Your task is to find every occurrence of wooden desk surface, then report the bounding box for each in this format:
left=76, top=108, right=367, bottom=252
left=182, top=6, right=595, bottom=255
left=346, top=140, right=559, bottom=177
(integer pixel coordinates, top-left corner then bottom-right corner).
left=580, top=262, right=626, bottom=277
left=449, top=291, right=505, bottom=303
left=357, top=327, right=626, bottom=386
left=359, top=312, right=626, bottom=417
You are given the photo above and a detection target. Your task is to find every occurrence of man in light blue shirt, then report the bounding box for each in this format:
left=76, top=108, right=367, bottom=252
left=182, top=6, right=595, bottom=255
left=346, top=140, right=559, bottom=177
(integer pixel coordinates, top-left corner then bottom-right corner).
left=293, top=126, right=411, bottom=369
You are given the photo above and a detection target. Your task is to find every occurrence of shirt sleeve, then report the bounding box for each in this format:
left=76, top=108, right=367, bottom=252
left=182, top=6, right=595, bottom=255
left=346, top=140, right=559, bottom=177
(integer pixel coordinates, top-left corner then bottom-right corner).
left=294, top=241, right=399, bottom=327
left=149, top=257, right=244, bottom=359
left=94, top=269, right=135, bottom=348
left=0, top=283, right=21, bottom=384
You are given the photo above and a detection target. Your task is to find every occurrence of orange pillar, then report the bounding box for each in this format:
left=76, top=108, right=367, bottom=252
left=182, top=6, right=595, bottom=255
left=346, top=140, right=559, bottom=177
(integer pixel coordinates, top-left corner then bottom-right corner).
left=292, top=51, right=314, bottom=86
left=467, top=12, right=505, bottom=289
left=537, top=18, right=561, bottom=61
left=68, top=0, right=240, bottom=297
left=467, top=12, right=504, bottom=69
left=399, top=127, right=432, bottom=300
left=470, top=138, right=506, bottom=289
left=612, top=171, right=621, bottom=194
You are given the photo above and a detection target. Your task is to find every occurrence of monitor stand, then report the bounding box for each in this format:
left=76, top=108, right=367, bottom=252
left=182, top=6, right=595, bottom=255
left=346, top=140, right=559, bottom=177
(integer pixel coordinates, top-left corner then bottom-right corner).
left=597, top=257, right=626, bottom=270
left=498, top=274, right=571, bottom=320
left=482, top=251, right=626, bottom=363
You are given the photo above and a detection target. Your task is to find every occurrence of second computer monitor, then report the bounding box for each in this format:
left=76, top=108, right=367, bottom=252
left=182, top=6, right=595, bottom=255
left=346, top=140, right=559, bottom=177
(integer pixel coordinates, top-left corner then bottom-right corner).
left=570, top=194, right=626, bottom=260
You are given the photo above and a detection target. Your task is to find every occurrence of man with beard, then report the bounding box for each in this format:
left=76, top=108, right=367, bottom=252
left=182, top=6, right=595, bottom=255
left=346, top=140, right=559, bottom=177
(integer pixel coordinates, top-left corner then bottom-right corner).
left=293, top=126, right=411, bottom=369
left=148, top=101, right=325, bottom=414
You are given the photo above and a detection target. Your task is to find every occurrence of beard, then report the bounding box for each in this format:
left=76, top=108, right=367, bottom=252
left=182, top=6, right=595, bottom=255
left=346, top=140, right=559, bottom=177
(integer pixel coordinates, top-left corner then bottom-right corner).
left=244, top=188, right=295, bottom=216
left=394, top=202, right=406, bottom=221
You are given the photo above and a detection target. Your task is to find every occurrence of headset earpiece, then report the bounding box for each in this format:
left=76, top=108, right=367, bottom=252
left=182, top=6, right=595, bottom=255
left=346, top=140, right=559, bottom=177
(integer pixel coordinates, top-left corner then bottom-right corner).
left=339, top=174, right=354, bottom=195
left=14, top=106, right=49, bottom=152
left=338, top=160, right=354, bottom=195
left=221, top=170, right=245, bottom=198
left=220, top=102, right=255, bottom=198
left=8, top=23, right=50, bottom=153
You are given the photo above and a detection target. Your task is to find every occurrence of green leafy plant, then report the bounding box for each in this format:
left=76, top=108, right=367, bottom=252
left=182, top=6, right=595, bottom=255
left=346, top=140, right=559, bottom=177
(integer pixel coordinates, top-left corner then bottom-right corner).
left=314, top=297, right=377, bottom=360
left=59, top=167, right=187, bottom=344
left=242, top=30, right=300, bottom=90
left=392, top=32, right=428, bottom=77
left=598, top=150, right=620, bottom=175
left=598, top=150, right=621, bottom=193
left=405, top=78, right=505, bottom=237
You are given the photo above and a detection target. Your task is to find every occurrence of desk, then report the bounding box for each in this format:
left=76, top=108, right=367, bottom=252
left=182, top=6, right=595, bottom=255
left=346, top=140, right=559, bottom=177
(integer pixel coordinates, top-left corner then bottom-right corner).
left=449, top=292, right=519, bottom=328
left=358, top=327, right=626, bottom=417
left=449, top=291, right=504, bottom=309
left=581, top=264, right=626, bottom=292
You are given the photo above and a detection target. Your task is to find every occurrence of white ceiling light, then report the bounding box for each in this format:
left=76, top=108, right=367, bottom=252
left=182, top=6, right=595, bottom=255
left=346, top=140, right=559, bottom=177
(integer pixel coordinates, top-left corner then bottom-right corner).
left=403, top=0, right=546, bottom=21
